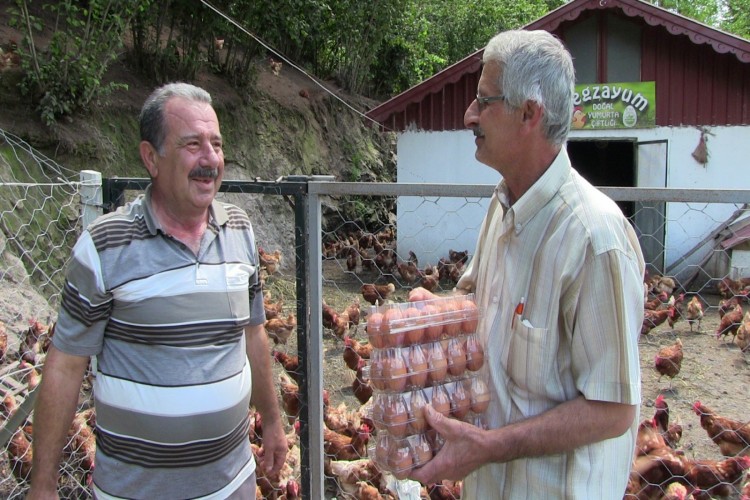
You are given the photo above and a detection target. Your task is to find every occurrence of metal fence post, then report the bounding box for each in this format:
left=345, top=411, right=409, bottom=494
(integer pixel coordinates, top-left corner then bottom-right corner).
left=298, top=176, right=332, bottom=499
left=80, top=170, right=103, bottom=229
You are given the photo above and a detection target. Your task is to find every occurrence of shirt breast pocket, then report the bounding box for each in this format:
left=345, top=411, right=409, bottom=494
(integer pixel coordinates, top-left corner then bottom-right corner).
left=226, top=263, right=255, bottom=290
left=508, top=320, right=558, bottom=396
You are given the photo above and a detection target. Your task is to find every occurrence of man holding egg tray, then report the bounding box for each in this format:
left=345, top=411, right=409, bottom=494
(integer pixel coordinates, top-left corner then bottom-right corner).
left=407, top=30, right=644, bottom=498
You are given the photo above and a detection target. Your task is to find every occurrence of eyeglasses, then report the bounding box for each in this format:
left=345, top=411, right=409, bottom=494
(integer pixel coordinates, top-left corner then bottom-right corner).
left=475, top=93, right=506, bottom=112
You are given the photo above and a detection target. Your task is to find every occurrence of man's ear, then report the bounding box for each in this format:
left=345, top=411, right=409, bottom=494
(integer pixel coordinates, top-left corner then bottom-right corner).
left=140, top=141, right=159, bottom=178
left=521, top=100, right=543, bottom=125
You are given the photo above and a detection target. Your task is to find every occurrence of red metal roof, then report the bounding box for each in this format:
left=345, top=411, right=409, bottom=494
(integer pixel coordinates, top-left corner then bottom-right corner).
left=367, top=0, right=750, bottom=131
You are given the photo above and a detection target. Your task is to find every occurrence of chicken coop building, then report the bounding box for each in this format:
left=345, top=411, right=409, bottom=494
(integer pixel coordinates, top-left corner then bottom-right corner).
left=366, top=0, right=750, bottom=277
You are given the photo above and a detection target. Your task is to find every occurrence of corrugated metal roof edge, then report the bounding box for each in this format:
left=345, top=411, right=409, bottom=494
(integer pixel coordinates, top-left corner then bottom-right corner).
left=366, top=0, right=750, bottom=125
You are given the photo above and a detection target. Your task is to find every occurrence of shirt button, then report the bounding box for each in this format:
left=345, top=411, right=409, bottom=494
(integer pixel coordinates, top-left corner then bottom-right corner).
left=515, top=223, right=522, bottom=231
left=492, top=296, right=499, bottom=303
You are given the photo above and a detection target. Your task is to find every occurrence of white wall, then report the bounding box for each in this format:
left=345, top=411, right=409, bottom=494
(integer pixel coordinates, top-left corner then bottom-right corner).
left=396, top=125, right=750, bottom=269
left=396, top=131, right=496, bottom=266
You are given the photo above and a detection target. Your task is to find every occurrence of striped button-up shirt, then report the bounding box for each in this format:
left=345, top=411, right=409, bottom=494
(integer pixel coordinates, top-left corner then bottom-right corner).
left=457, top=149, right=644, bottom=499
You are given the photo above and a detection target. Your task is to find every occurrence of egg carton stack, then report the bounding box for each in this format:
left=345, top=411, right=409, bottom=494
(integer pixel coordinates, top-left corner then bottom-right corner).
left=364, top=294, right=490, bottom=479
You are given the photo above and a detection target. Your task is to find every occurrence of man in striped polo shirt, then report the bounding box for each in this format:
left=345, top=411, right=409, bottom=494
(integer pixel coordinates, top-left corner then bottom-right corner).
left=28, top=83, right=287, bottom=499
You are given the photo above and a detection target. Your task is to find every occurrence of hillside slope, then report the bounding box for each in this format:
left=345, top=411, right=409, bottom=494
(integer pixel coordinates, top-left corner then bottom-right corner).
left=0, top=20, right=396, bottom=260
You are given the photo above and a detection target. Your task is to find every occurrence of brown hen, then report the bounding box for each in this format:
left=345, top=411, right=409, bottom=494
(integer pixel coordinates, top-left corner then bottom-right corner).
left=7, top=430, right=32, bottom=483
left=715, top=301, right=743, bottom=342
left=654, top=338, right=683, bottom=389
left=323, top=423, right=371, bottom=461
left=258, top=247, right=282, bottom=274
left=273, top=350, right=303, bottom=387
left=352, top=358, right=373, bottom=405
left=279, top=372, right=301, bottom=425
left=693, top=401, right=750, bottom=457
left=653, top=394, right=682, bottom=449
left=342, top=336, right=362, bottom=371
left=684, top=455, right=750, bottom=495
left=344, top=298, right=361, bottom=328
left=641, top=304, right=676, bottom=336
left=737, top=310, right=750, bottom=352
left=361, top=283, right=396, bottom=306
left=265, top=313, right=297, bottom=345
left=686, top=295, right=704, bottom=331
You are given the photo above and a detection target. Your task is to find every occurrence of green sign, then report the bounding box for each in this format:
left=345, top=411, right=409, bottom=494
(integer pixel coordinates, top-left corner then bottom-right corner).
left=572, top=82, right=655, bottom=130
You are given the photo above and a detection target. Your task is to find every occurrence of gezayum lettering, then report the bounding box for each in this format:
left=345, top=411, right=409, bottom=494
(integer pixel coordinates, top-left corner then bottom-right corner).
left=574, top=84, right=650, bottom=112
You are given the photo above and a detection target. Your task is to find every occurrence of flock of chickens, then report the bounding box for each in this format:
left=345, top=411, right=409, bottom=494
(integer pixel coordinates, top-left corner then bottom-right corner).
left=630, top=274, right=750, bottom=499
left=323, top=228, right=470, bottom=295
left=646, top=275, right=750, bottom=390
left=0, top=319, right=97, bottom=497
left=628, top=394, right=750, bottom=499
left=1, top=237, right=750, bottom=498
left=262, top=228, right=470, bottom=498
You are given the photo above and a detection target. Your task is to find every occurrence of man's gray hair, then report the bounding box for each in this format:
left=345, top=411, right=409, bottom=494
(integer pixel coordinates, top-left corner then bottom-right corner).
left=139, top=82, right=213, bottom=154
left=483, top=30, right=575, bottom=146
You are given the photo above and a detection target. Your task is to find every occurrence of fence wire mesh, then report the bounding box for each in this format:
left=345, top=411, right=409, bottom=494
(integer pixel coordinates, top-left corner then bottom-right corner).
left=0, top=128, right=749, bottom=499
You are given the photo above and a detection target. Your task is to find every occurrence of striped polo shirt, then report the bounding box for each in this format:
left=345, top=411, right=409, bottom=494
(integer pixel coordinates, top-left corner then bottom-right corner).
left=457, top=149, right=644, bottom=499
left=53, top=187, right=265, bottom=499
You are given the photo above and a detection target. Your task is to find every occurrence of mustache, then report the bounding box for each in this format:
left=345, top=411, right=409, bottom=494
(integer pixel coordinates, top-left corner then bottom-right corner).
left=188, top=167, right=219, bottom=179
left=472, top=127, right=484, bottom=138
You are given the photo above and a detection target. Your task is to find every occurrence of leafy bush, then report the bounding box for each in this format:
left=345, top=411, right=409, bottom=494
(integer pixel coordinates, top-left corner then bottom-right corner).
left=11, top=0, right=139, bottom=126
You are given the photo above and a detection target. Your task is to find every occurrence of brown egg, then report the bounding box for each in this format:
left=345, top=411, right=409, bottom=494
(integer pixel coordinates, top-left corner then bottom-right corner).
left=403, top=306, right=425, bottom=345
left=470, top=377, right=491, bottom=414
left=407, top=345, right=428, bottom=388
left=460, top=299, right=480, bottom=333
left=446, top=338, right=467, bottom=376
left=425, top=341, right=448, bottom=384
left=442, top=299, right=462, bottom=337
left=450, top=381, right=471, bottom=419
left=382, top=307, right=405, bottom=347
left=383, top=394, right=409, bottom=438
left=391, top=444, right=414, bottom=479
left=431, top=385, right=451, bottom=417
left=369, top=351, right=386, bottom=390
left=411, top=434, right=433, bottom=467
left=408, top=388, right=428, bottom=433
left=384, top=349, right=408, bottom=392
left=371, top=393, right=385, bottom=426
left=465, top=334, right=485, bottom=371
left=421, top=304, right=443, bottom=342
left=374, top=433, right=392, bottom=467
left=424, top=427, right=445, bottom=452
left=367, top=311, right=385, bottom=348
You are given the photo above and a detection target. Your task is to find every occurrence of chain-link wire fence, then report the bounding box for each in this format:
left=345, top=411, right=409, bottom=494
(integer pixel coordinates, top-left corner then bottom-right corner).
left=1, top=128, right=749, bottom=499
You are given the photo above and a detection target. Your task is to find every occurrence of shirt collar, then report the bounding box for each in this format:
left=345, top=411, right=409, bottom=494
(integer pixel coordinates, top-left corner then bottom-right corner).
left=141, top=184, right=228, bottom=234
left=496, top=148, right=571, bottom=232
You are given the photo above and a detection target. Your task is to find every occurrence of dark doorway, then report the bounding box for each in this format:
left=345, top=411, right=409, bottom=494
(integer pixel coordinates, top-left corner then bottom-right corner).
left=567, top=139, right=636, bottom=217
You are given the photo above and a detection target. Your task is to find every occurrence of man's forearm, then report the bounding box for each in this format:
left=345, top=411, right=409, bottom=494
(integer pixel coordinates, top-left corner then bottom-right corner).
left=485, top=396, right=637, bottom=463
left=28, top=347, right=89, bottom=496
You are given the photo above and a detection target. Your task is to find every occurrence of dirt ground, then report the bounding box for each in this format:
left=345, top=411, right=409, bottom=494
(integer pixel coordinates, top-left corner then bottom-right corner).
left=636, top=294, right=750, bottom=462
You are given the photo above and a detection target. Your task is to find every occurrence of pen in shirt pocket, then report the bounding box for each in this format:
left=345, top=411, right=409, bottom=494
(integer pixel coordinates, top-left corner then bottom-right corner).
left=511, top=296, right=525, bottom=329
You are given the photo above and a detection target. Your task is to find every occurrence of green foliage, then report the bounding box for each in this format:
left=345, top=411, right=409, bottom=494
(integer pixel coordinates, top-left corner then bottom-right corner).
left=648, top=0, right=722, bottom=26
left=645, top=0, right=750, bottom=38
left=9, top=0, right=749, bottom=126
left=368, top=0, right=562, bottom=98
left=721, top=0, right=750, bottom=38
left=129, top=0, right=216, bottom=83
left=10, top=0, right=139, bottom=126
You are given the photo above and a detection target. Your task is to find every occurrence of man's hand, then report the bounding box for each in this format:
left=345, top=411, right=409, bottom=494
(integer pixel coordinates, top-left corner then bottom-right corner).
left=258, top=417, right=287, bottom=477
left=408, top=287, right=438, bottom=303
left=408, top=405, right=486, bottom=485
